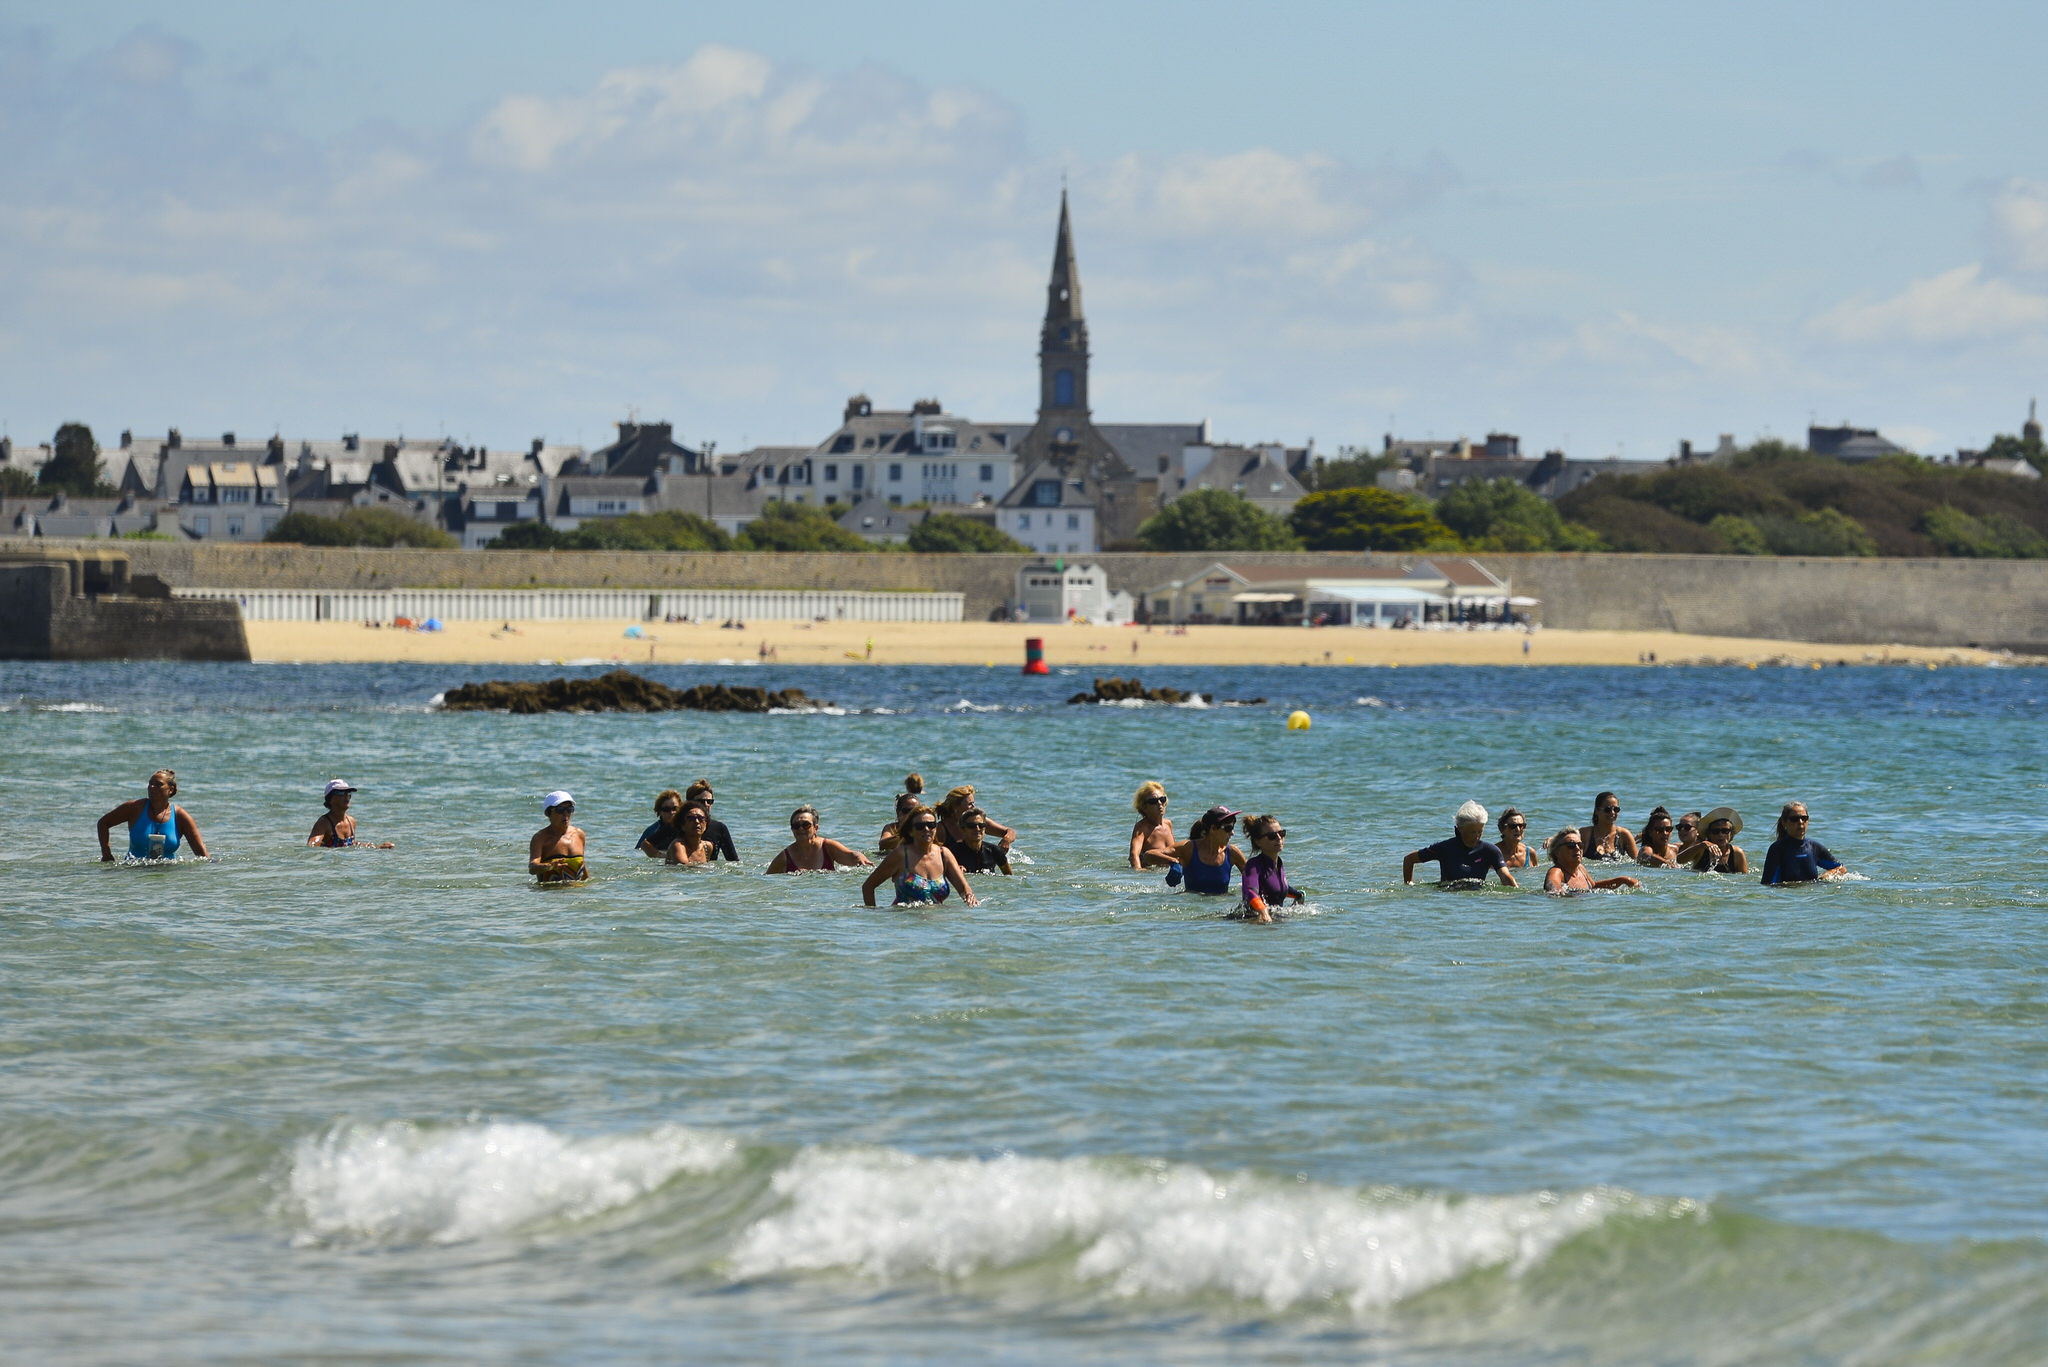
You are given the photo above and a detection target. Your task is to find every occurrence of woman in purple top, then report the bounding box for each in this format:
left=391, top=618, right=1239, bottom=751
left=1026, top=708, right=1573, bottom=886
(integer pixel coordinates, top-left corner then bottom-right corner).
left=1238, top=814, right=1304, bottom=923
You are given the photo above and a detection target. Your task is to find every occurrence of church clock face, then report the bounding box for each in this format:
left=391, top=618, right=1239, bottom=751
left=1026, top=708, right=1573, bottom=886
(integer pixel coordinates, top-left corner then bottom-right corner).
left=1056, top=428, right=1073, bottom=443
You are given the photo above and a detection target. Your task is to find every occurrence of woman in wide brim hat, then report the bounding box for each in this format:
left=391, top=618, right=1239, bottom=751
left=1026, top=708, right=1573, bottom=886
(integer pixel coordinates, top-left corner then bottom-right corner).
left=1685, top=806, right=1748, bottom=874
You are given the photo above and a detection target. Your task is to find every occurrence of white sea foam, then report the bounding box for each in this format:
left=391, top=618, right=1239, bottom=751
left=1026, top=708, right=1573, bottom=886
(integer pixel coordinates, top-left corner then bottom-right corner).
left=425, top=692, right=446, bottom=710
left=946, top=699, right=1005, bottom=713
left=1355, top=696, right=1389, bottom=708
left=730, top=1148, right=1669, bottom=1310
left=283, top=1121, right=738, bottom=1245
left=33, top=701, right=115, bottom=712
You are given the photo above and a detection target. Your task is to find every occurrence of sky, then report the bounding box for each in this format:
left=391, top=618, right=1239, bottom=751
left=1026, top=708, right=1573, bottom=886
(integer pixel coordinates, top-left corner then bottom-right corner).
left=4, top=0, right=2047, bottom=459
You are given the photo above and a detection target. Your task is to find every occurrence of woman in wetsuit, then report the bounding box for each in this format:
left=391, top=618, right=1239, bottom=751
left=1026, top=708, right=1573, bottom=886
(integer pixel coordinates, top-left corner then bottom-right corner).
left=98, top=768, right=209, bottom=862
left=1494, top=807, right=1539, bottom=871
left=1759, top=802, right=1848, bottom=884
left=863, top=805, right=978, bottom=906
left=1635, top=806, right=1680, bottom=868
left=1578, top=792, right=1638, bottom=862
left=766, top=805, right=872, bottom=873
left=1238, top=814, right=1305, bottom=923
left=1169, top=805, right=1249, bottom=896
left=944, top=807, right=1011, bottom=876
left=307, top=780, right=395, bottom=849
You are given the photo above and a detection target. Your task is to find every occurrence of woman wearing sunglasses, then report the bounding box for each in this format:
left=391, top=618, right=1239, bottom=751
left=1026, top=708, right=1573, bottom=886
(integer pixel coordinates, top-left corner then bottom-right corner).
left=766, top=805, right=871, bottom=873
left=1168, top=806, right=1249, bottom=896
left=1128, top=781, right=1178, bottom=869
left=863, top=805, right=979, bottom=906
left=663, top=803, right=716, bottom=865
left=637, top=789, right=684, bottom=858
left=1759, top=802, right=1847, bottom=884
left=1684, top=807, right=1749, bottom=873
left=1494, top=808, right=1539, bottom=871
left=1578, top=792, right=1638, bottom=862
left=1635, top=806, right=1681, bottom=868
left=944, top=807, right=1012, bottom=876
left=1237, top=814, right=1305, bottom=923
left=1545, top=829, right=1642, bottom=895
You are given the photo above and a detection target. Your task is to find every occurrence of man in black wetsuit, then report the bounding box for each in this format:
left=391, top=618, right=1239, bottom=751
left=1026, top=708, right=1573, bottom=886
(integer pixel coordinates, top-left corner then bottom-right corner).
left=1403, top=800, right=1517, bottom=887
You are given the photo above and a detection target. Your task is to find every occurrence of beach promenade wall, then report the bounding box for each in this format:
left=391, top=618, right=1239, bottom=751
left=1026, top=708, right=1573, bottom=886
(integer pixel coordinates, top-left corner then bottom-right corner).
left=9, top=539, right=2047, bottom=651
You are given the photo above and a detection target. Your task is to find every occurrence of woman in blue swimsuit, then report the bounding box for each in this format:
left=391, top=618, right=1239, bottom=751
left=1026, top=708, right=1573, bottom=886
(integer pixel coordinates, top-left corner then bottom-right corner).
left=1168, top=805, right=1249, bottom=895
left=863, top=805, right=979, bottom=907
left=97, top=769, right=209, bottom=861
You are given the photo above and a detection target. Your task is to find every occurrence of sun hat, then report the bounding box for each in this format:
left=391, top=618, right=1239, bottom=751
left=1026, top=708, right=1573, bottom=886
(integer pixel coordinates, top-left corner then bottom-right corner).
left=543, top=790, right=575, bottom=813
left=323, top=779, right=358, bottom=798
left=1703, top=806, right=1743, bottom=836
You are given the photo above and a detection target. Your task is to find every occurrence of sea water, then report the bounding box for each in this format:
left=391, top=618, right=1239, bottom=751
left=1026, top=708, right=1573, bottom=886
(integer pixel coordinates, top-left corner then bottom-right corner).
left=4, top=660, right=2046, bottom=1364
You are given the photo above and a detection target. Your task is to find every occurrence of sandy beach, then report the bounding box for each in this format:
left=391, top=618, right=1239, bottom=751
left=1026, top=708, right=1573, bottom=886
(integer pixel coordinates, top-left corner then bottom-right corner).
left=241, top=617, right=2011, bottom=668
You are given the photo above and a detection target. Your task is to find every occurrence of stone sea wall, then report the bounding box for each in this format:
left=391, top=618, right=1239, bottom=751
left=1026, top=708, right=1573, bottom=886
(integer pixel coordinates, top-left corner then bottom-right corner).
left=8, top=539, right=2047, bottom=651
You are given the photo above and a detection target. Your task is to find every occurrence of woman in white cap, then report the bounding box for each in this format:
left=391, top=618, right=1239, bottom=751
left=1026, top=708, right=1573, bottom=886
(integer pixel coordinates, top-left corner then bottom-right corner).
left=308, top=780, right=394, bottom=849
left=529, top=791, right=589, bottom=882
left=1684, top=807, right=1748, bottom=873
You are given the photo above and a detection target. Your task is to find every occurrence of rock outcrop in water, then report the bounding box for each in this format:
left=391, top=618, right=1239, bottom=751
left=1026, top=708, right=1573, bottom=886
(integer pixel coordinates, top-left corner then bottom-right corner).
left=440, top=670, right=827, bottom=714
left=1067, top=677, right=1209, bottom=705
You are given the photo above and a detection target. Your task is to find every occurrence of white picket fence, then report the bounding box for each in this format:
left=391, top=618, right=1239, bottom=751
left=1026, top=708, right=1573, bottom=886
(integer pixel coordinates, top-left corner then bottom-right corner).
left=174, top=587, right=963, bottom=623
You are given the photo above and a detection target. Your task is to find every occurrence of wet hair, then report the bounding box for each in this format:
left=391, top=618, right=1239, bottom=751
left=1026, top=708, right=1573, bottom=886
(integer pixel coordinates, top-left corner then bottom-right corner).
left=1133, top=780, right=1167, bottom=814
left=1497, top=807, right=1524, bottom=835
left=654, top=788, right=683, bottom=815
left=1548, top=828, right=1583, bottom=860
left=789, top=804, right=819, bottom=829
left=1638, top=805, right=1672, bottom=845
left=1246, top=813, right=1282, bottom=841
left=1455, top=800, right=1487, bottom=827
left=150, top=768, right=178, bottom=796
left=1776, top=802, right=1808, bottom=839
left=1593, top=791, right=1619, bottom=819
left=904, top=773, right=924, bottom=795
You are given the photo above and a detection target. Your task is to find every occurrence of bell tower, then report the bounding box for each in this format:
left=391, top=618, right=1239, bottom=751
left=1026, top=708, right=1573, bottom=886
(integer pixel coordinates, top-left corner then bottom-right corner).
left=1039, top=190, right=1089, bottom=422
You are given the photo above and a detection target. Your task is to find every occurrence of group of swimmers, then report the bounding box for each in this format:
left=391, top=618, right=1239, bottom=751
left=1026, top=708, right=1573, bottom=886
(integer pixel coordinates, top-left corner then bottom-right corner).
left=1400, top=790, right=1849, bottom=892
left=96, top=770, right=1848, bottom=916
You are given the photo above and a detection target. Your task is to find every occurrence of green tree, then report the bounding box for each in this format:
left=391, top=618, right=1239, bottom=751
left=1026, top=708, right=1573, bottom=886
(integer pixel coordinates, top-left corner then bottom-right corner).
left=1287, top=487, right=1461, bottom=552
left=486, top=521, right=564, bottom=549
left=1920, top=504, right=2048, bottom=558
left=559, top=510, right=730, bottom=551
left=906, top=512, right=1028, bottom=553
left=733, top=500, right=875, bottom=552
left=1434, top=478, right=1604, bottom=551
left=0, top=466, right=35, bottom=496
left=1306, top=447, right=1394, bottom=491
left=1709, top=514, right=1771, bottom=555
left=39, top=423, right=116, bottom=496
left=1982, top=431, right=2048, bottom=476
left=265, top=508, right=455, bottom=548
left=1749, top=507, right=1877, bottom=557
left=1135, top=488, right=1300, bottom=551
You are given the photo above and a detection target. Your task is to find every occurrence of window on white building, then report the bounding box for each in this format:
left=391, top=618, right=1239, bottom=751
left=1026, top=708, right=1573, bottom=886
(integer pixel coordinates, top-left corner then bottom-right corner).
left=888, top=464, right=902, bottom=481
left=851, top=466, right=864, bottom=489
left=227, top=516, right=244, bottom=536
left=979, top=464, right=993, bottom=481
left=824, top=464, right=838, bottom=481
left=194, top=515, right=210, bottom=534
left=1066, top=513, right=1079, bottom=529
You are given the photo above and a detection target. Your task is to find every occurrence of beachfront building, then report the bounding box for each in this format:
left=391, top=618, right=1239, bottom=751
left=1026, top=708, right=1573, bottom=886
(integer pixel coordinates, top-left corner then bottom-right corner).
left=177, top=460, right=285, bottom=541
left=1141, top=558, right=1514, bottom=627
left=1014, top=561, right=1133, bottom=624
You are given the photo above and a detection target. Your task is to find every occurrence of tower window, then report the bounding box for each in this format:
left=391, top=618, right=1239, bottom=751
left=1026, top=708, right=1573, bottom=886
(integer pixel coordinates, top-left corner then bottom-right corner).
left=1054, top=369, right=1075, bottom=407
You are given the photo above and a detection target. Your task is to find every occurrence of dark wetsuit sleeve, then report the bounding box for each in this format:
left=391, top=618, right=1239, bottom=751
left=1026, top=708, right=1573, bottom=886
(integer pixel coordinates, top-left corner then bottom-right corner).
left=712, top=821, right=739, bottom=863
left=1811, top=841, right=1840, bottom=872
left=1760, top=841, right=1782, bottom=885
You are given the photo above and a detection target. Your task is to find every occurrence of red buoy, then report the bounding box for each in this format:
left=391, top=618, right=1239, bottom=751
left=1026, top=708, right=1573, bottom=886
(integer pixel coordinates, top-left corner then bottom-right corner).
left=1023, top=637, right=1048, bottom=674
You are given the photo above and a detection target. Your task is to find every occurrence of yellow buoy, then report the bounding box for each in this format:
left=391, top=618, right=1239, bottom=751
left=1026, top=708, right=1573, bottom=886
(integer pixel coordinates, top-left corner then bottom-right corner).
left=1286, top=710, right=1312, bottom=731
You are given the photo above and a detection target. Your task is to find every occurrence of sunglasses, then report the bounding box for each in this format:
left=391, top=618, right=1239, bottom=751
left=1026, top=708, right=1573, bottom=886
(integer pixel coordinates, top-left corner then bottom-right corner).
left=909, top=821, right=939, bottom=832
left=791, top=818, right=816, bottom=828
left=1257, top=828, right=1287, bottom=839
left=685, top=812, right=707, bottom=823
left=1142, top=795, right=1167, bottom=806
left=1501, top=821, right=1526, bottom=830
left=1709, top=824, right=1733, bottom=834
left=693, top=796, right=715, bottom=805
left=1597, top=805, right=1620, bottom=814
left=1558, top=841, right=1583, bottom=850
left=1785, top=814, right=1809, bottom=823
left=657, top=804, right=679, bottom=814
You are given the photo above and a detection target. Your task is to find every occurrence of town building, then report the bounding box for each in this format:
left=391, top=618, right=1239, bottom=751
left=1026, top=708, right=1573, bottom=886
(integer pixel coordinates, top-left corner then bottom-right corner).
left=177, top=460, right=284, bottom=541
left=1014, top=561, right=1133, bottom=624
left=1809, top=424, right=1906, bottom=461
left=1141, top=558, right=1515, bottom=627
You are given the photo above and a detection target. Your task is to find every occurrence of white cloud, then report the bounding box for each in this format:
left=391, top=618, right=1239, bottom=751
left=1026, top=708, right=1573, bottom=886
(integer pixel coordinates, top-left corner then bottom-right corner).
left=1989, top=178, right=2048, bottom=274
left=1811, top=264, right=2048, bottom=344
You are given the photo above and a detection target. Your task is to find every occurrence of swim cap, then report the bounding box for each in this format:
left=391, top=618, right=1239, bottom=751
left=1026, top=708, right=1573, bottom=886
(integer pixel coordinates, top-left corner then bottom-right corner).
left=543, top=790, right=574, bottom=812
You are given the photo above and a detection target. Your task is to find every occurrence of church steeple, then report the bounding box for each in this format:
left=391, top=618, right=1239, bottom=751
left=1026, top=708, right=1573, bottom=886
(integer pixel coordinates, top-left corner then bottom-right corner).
left=1038, top=190, right=1089, bottom=419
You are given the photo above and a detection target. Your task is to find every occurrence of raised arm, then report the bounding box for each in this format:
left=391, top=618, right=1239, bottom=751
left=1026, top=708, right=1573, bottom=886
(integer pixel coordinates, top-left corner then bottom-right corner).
left=97, top=798, right=143, bottom=861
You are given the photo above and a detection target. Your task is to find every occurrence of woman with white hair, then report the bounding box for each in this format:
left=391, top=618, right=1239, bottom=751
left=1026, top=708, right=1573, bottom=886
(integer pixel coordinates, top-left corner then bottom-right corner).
left=1545, top=829, right=1643, bottom=894
left=1403, top=800, right=1518, bottom=887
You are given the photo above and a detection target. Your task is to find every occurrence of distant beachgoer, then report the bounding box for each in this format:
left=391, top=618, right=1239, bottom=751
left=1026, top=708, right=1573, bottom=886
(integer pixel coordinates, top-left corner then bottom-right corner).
left=308, top=779, right=394, bottom=849
left=1404, top=801, right=1516, bottom=886
left=685, top=779, right=739, bottom=862
left=1759, top=802, right=1847, bottom=884
left=766, top=805, right=871, bottom=873
left=1128, top=781, right=1177, bottom=869
left=98, top=768, right=208, bottom=862
left=1494, top=807, right=1539, bottom=870
left=637, top=789, right=684, bottom=859
left=1685, top=807, right=1749, bottom=874
left=863, top=805, right=977, bottom=906
left=944, top=807, right=1011, bottom=875
left=529, top=791, right=588, bottom=882
left=1579, top=792, right=1638, bottom=861
left=1635, top=806, right=1679, bottom=868
left=1171, top=805, right=1249, bottom=895
left=664, top=803, right=716, bottom=865
left=1546, top=829, right=1643, bottom=894
left=1238, top=813, right=1305, bottom=923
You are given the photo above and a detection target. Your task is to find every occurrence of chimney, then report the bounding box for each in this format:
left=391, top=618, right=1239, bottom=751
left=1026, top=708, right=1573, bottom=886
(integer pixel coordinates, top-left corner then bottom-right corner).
left=167, top=428, right=182, bottom=449
left=120, top=430, right=132, bottom=449
left=844, top=393, right=873, bottom=421
left=530, top=438, right=544, bottom=458
left=266, top=434, right=285, bottom=463
left=222, top=431, right=236, bottom=447
left=344, top=433, right=360, bottom=452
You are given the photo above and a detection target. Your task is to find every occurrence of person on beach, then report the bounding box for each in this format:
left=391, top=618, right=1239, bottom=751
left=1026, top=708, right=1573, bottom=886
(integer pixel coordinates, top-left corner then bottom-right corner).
left=98, top=768, right=209, bottom=862
left=529, top=791, right=588, bottom=882
left=307, top=780, right=394, bottom=849
left=685, top=779, right=740, bottom=862
left=1684, top=807, right=1749, bottom=873
left=863, top=805, right=978, bottom=906
left=1579, top=793, right=1637, bottom=861
left=766, top=805, right=872, bottom=873
left=1759, top=802, right=1848, bottom=884
left=1403, top=801, right=1517, bottom=886
left=944, top=807, right=1011, bottom=875
left=1635, top=806, right=1680, bottom=868
left=1128, top=781, right=1177, bottom=869
left=1545, top=829, right=1643, bottom=894
left=940, top=785, right=1016, bottom=851
left=1238, top=814, right=1305, bottom=923
left=1170, top=805, right=1250, bottom=895
left=637, top=789, right=684, bottom=859
left=664, top=803, right=717, bottom=865
left=1494, top=807, right=1539, bottom=871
